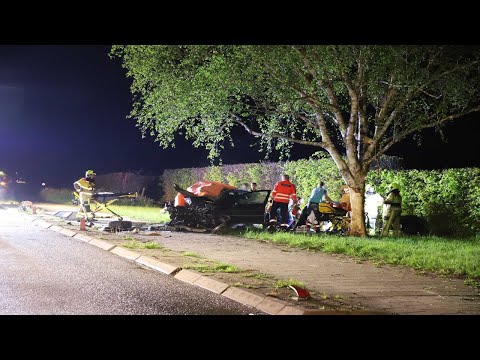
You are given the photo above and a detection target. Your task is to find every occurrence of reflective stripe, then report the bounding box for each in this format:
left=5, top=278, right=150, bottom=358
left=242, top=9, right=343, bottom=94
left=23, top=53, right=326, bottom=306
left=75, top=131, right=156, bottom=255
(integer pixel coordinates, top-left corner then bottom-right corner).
left=274, top=194, right=291, bottom=202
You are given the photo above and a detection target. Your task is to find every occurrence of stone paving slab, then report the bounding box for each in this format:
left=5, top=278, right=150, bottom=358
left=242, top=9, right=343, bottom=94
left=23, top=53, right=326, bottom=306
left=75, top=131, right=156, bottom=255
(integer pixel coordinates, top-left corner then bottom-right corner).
left=139, top=231, right=480, bottom=314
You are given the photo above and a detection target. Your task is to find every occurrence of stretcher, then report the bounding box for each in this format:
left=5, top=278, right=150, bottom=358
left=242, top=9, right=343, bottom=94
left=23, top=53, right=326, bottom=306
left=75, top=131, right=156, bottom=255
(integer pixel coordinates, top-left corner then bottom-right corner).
left=73, top=191, right=137, bottom=221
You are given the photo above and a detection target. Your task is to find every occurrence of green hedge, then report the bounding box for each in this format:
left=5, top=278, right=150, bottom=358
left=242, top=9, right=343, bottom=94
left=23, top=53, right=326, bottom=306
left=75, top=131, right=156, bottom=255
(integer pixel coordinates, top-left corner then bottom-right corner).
left=368, top=167, right=480, bottom=236
left=162, top=158, right=479, bottom=236
left=40, top=188, right=74, bottom=204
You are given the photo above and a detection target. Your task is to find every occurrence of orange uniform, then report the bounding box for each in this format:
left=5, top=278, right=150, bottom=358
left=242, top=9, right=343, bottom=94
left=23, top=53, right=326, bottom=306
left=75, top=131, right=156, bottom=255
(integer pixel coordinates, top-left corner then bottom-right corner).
left=271, top=180, right=297, bottom=203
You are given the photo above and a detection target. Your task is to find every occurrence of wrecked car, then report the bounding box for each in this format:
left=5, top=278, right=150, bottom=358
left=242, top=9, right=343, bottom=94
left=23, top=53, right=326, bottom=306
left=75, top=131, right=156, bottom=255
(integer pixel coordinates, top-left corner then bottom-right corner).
left=165, top=181, right=271, bottom=232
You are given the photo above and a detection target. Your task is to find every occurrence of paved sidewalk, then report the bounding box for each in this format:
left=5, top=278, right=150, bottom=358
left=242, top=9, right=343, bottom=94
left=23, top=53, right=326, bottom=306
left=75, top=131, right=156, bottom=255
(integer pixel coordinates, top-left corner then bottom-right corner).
left=5, top=204, right=480, bottom=314
left=136, top=231, right=480, bottom=314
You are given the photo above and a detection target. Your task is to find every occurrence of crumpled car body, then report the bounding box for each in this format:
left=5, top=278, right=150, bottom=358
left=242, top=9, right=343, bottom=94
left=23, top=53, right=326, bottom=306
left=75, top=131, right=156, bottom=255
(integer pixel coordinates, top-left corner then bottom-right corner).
left=166, top=181, right=271, bottom=231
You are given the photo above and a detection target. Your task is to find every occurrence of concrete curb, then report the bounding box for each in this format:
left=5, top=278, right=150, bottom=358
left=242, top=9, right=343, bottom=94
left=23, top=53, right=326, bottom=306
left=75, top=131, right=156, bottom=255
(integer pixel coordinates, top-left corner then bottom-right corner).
left=73, top=233, right=95, bottom=242
left=33, top=219, right=53, bottom=229
left=192, top=276, right=230, bottom=294
left=50, top=225, right=64, bottom=232
left=136, top=256, right=180, bottom=275
left=59, top=228, right=78, bottom=237
left=256, top=297, right=286, bottom=315
left=174, top=269, right=202, bottom=284
left=222, top=287, right=266, bottom=308
left=18, top=213, right=326, bottom=315
left=110, top=247, right=141, bottom=261
left=89, top=238, right=116, bottom=251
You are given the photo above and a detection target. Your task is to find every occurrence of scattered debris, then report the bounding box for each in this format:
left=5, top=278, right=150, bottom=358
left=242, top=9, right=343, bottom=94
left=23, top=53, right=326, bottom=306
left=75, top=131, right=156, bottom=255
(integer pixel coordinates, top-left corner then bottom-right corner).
left=289, top=285, right=311, bottom=301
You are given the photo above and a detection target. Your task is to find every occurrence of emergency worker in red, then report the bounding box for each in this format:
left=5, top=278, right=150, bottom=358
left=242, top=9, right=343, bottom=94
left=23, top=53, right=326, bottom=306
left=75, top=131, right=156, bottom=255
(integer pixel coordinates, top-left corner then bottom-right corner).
left=269, top=174, right=297, bottom=226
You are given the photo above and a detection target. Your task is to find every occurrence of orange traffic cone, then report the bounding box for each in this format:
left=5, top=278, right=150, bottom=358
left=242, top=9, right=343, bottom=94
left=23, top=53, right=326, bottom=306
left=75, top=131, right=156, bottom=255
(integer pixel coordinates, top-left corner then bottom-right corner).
left=80, top=218, right=86, bottom=231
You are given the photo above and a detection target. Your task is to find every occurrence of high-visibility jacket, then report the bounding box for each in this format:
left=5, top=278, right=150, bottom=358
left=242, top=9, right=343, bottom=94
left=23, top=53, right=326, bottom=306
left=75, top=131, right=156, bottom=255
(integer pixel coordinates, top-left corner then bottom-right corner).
left=73, top=177, right=95, bottom=195
left=271, top=180, right=297, bottom=204
left=340, top=192, right=351, bottom=212
left=382, top=190, right=402, bottom=219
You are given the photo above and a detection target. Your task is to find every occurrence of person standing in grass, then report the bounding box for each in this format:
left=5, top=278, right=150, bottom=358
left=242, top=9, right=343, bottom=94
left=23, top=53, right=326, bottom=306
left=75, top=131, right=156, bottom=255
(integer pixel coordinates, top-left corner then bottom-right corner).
left=365, top=185, right=384, bottom=235
left=294, top=181, right=332, bottom=229
left=381, top=183, right=402, bottom=236
left=269, top=174, right=297, bottom=227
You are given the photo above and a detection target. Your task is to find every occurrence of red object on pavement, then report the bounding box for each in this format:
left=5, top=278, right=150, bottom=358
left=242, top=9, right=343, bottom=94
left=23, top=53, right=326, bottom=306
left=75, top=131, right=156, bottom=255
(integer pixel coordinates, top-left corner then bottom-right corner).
left=289, top=285, right=311, bottom=299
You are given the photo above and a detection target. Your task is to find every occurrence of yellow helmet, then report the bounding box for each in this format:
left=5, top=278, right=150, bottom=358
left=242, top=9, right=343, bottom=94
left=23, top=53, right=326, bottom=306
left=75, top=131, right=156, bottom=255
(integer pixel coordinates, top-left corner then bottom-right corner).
left=85, top=170, right=96, bottom=177
left=390, top=182, right=400, bottom=191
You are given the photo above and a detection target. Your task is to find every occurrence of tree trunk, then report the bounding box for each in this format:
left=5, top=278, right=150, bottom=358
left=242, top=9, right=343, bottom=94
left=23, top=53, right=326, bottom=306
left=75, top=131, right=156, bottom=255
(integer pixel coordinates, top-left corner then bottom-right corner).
left=349, top=186, right=367, bottom=237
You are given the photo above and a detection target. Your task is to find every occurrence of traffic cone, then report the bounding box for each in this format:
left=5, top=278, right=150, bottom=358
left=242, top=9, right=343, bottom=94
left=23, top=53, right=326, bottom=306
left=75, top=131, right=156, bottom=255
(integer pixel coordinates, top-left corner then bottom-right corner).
left=80, top=218, right=86, bottom=231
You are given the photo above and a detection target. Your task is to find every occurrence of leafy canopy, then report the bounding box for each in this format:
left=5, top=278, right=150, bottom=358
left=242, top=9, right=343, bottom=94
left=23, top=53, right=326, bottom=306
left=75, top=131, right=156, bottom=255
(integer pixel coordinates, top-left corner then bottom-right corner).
left=111, top=45, right=480, bottom=170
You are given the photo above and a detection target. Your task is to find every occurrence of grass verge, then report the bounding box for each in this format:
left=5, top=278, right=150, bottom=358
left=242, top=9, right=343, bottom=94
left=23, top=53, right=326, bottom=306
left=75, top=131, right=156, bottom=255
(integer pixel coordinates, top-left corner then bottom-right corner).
left=242, top=229, right=480, bottom=279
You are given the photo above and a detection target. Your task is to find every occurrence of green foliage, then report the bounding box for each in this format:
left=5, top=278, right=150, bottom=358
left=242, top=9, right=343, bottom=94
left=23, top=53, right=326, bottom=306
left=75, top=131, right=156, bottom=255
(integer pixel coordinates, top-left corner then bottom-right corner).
left=243, top=230, right=480, bottom=279
left=184, top=262, right=240, bottom=273
left=112, top=45, right=480, bottom=237
left=181, top=251, right=202, bottom=258
left=203, top=165, right=224, bottom=183
left=112, top=45, right=480, bottom=166
left=161, top=162, right=284, bottom=202
left=366, top=167, right=480, bottom=236
left=281, top=154, right=344, bottom=201
left=273, top=279, right=306, bottom=289
left=108, top=205, right=170, bottom=223
left=161, top=167, right=199, bottom=202
left=122, top=240, right=163, bottom=249
left=162, top=160, right=480, bottom=235
left=40, top=188, right=74, bottom=204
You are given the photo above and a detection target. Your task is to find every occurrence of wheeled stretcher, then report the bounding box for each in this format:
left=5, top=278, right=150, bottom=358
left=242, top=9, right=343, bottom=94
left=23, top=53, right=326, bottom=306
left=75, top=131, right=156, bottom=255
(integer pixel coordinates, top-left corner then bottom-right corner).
left=73, top=191, right=137, bottom=221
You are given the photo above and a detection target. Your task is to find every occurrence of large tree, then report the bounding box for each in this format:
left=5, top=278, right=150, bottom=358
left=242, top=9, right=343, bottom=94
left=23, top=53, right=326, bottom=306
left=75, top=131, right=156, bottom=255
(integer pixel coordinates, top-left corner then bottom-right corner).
left=111, top=45, right=480, bottom=236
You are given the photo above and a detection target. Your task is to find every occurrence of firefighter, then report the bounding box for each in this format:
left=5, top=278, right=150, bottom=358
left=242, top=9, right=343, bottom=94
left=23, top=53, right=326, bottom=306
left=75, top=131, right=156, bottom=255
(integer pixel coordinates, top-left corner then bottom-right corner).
left=365, top=184, right=384, bottom=235
left=74, top=170, right=96, bottom=221
left=339, top=185, right=352, bottom=213
left=381, top=182, right=402, bottom=236
left=269, top=174, right=297, bottom=227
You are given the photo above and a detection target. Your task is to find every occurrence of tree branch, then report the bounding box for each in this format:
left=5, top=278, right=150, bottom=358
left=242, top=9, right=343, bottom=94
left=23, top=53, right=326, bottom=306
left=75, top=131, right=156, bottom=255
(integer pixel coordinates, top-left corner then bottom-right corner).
left=320, top=78, right=348, bottom=137
left=371, top=105, right=480, bottom=163
left=374, top=59, right=480, bottom=147
left=232, top=114, right=325, bottom=147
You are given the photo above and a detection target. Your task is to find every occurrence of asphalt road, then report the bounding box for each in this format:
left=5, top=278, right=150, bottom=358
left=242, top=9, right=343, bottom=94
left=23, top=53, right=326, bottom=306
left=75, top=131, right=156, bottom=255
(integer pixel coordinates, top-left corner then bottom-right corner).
left=0, top=206, right=260, bottom=315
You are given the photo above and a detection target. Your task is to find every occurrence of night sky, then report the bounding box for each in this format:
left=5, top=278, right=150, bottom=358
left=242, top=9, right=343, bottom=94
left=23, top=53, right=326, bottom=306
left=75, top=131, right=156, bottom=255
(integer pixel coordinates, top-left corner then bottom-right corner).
left=0, top=45, right=479, bottom=189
